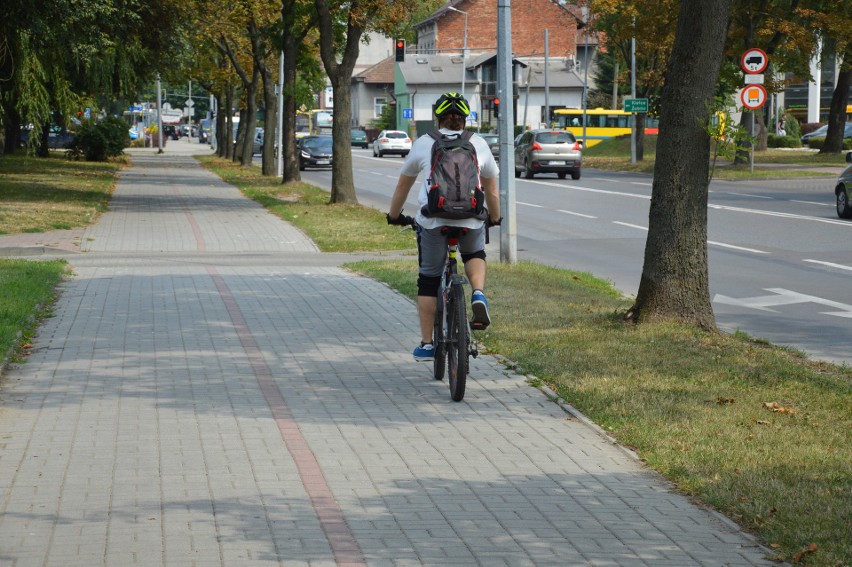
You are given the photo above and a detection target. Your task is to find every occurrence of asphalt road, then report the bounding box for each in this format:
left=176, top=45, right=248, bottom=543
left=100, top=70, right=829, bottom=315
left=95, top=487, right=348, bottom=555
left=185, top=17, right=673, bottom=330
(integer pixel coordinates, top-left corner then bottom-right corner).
left=299, top=147, right=852, bottom=366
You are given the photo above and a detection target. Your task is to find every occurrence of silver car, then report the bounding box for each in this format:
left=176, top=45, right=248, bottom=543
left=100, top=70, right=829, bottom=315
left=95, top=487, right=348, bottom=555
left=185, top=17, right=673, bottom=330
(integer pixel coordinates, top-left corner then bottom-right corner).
left=835, top=152, right=852, bottom=219
left=514, top=129, right=582, bottom=180
left=480, top=133, right=500, bottom=161
left=373, top=130, right=411, bottom=158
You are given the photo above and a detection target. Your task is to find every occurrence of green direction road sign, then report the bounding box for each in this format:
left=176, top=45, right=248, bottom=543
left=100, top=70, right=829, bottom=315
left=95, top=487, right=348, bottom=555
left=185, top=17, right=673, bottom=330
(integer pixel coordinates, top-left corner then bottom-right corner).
left=624, top=98, right=649, bottom=113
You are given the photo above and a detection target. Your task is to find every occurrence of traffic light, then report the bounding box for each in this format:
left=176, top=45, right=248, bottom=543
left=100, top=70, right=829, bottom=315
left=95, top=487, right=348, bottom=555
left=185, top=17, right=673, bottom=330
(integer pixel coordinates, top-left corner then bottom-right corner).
left=493, top=98, right=500, bottom=118
left=395, top=39, right=406, bottom=62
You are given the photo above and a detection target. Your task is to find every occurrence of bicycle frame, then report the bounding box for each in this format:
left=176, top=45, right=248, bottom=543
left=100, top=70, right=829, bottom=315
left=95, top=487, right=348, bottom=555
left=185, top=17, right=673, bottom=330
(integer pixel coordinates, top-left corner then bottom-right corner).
left=433, top=227, right=478, bottom=401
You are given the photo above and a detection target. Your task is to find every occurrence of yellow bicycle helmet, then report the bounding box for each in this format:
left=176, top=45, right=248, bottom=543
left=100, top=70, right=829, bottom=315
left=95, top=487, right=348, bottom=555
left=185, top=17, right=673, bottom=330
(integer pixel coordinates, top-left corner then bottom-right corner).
left=434, top=92, right=471, bottom=117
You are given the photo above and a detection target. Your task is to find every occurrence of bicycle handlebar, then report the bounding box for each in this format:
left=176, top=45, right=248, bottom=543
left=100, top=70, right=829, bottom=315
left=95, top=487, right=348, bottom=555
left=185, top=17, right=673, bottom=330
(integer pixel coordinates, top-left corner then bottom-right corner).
left=386, top=213, right=416, bottom=227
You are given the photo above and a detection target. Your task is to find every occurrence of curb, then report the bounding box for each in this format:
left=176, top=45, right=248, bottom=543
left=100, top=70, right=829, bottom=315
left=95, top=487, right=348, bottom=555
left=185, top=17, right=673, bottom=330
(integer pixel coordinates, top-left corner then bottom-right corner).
left=487, top=353, right=784, bottom=564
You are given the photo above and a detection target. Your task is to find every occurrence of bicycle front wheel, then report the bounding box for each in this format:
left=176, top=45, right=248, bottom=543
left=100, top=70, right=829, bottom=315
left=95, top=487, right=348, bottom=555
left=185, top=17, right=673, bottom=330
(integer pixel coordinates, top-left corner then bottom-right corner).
left=447, top=282, right=469, bottom=402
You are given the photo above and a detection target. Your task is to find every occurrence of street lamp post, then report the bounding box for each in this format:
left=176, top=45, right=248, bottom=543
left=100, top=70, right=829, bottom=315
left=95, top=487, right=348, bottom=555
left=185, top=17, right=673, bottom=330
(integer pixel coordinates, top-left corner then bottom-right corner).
left=447, top=6, right=468, bottom=100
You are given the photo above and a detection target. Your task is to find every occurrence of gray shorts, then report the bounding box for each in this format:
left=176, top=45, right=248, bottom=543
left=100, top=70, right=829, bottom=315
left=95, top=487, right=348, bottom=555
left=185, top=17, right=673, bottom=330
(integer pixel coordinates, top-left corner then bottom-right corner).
left=417, top=225, right=486, bottom=277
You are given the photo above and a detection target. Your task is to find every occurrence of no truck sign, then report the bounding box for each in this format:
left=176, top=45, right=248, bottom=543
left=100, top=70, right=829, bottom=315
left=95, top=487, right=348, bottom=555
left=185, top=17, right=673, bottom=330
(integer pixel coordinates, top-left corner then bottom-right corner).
left=741, top=48, right=768, bottom=74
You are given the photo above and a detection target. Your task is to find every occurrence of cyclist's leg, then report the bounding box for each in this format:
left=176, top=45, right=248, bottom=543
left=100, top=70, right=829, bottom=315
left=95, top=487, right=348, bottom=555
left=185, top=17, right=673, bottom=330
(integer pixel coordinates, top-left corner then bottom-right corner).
left=460, top=227, right=491, bottom=328
left=415, top=227, right=448, bottom=352
left=459, top=226, right=487, bottom=289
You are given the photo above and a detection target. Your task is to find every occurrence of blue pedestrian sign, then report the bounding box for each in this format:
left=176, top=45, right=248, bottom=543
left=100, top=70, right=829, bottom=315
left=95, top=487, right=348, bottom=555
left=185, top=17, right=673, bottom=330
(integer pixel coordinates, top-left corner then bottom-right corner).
left=402, top=108, right=413, bottom=119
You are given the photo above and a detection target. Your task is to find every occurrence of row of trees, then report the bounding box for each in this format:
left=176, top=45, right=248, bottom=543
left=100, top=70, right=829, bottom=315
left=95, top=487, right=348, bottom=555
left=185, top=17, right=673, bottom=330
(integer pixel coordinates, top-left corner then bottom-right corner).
left=0, top=0, right=187, bottom=156
left=589, top=0, right=851, bottom=159
left=182, top=0, right=441, bottom=204
left=2, top=0, right=849, bottom=330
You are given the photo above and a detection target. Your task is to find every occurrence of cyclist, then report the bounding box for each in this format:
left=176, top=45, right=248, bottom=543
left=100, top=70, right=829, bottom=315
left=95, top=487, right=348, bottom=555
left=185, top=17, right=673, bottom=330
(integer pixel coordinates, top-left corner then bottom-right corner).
left=386, top=92, right=501, bottom=362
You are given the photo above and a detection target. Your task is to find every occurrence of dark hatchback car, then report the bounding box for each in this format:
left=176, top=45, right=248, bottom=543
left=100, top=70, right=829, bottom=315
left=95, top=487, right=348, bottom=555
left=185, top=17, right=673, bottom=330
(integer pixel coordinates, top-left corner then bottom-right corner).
left=298, top=135, right=333, bottom=170
left=801, top=122, right=852, bottom=146
left=350, top=128, right=368, bottom=149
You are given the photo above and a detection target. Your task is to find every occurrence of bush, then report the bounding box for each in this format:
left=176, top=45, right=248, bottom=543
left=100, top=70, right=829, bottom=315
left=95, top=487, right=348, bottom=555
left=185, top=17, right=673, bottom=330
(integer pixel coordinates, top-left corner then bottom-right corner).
left=767, top=134, right=801, bottom=148
left=783, top=114, right=801, bottom=138
left=68, top=116, right=128, bottom=161
left=806, top=137, right=852, bottom=151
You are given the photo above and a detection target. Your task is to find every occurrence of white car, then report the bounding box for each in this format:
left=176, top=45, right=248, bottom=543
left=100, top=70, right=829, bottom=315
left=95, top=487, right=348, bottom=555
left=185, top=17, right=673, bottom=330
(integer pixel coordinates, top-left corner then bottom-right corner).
left=373, top=130, right=411, bottom=157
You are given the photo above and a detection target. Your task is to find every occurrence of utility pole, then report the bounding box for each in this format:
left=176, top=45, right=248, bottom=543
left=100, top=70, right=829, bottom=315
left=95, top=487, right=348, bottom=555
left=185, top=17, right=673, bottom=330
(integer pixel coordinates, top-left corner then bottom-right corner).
left=544, top=29, right=549, bottom=127
left=497, top=0, right=516, bottom=264
left=277, top=50, right=284, bottom=177
left=630, top=23, right=637, bottom=164
left=156, top=74, right=164, bottom=154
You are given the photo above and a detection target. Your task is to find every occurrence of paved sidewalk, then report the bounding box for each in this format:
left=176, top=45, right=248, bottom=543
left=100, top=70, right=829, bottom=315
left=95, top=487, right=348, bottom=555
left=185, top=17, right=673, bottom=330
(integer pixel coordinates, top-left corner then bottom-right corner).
left=0, top=146, right=775, bottom=566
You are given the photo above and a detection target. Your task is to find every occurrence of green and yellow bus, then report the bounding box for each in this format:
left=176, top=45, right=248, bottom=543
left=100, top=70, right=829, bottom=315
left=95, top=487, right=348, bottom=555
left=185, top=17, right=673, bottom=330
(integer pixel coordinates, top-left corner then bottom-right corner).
left=553, top=108, right=659, bottom=147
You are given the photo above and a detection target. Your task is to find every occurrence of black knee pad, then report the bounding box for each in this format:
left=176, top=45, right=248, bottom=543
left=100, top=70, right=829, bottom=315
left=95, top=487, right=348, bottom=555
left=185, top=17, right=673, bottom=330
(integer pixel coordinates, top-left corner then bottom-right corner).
left=417, top=274, right=441, bottom=297
left=462, top=250, right=486, bottom=264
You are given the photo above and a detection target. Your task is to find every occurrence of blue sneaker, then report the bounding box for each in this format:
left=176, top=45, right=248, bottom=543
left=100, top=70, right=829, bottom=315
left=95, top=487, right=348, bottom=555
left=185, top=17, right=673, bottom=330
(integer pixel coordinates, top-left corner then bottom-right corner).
left=413, top=342, right=435, bottom=361
left=471, top=290, right=491, bottom=330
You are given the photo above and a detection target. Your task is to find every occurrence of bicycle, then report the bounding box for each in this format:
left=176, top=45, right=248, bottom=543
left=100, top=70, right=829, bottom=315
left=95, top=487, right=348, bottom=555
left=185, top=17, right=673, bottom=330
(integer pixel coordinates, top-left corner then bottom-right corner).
left=390, top=215, right=498, bottom=402
left=431, top=225, right=478, bottom=401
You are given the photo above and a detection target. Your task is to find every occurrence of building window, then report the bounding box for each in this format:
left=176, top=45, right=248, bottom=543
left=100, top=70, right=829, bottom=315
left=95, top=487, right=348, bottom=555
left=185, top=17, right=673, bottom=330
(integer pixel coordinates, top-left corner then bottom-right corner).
left=374, top=97, right=387, bottom=118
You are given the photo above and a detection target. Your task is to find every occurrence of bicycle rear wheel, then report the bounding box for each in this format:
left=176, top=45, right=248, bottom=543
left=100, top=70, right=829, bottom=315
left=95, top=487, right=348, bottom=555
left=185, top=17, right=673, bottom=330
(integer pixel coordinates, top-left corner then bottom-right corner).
left=447, top=282, right=469, bottom=402
left=433, top=298, right=446, bottom=381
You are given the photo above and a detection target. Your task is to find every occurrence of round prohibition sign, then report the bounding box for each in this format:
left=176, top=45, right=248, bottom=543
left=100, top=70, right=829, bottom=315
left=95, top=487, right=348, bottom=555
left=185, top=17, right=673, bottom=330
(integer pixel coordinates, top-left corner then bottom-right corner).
left=741, top=48, right=768, bottom=74
left=740, top=84, right=768, bottom=110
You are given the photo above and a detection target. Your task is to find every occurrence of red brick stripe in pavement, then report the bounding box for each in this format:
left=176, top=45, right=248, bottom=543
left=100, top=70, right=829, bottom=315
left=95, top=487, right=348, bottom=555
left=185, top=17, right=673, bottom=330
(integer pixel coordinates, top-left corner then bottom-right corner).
left=208, top=267, right=366, bottom=567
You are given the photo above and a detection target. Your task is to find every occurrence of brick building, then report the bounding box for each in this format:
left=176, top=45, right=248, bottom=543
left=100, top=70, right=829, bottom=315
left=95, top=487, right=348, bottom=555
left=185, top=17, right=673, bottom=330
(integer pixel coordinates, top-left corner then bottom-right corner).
left=415, top=0, right=585, bottom=59
left=349, top=2, right=596, bottom=133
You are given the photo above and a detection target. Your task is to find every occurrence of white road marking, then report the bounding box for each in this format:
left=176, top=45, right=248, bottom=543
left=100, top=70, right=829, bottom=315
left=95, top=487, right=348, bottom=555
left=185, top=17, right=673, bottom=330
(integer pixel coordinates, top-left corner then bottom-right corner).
left=612, top=222, right=767, bottom=254
left=558, top=209, right=597, bottom=219
left=517, top=201, right=544, bottom=208
left=791, top=200, right=832, bottom=207
left=613, top=221, right=647, bottom=230
left=713, top=288, right=852, bottom=318
left=803, top=259, right=852, bottom=272
left=724, top=191, right=774, bottom=199
left=707, top=241, right=768, bottom=254
left=708, top=203, right=852, bottom=227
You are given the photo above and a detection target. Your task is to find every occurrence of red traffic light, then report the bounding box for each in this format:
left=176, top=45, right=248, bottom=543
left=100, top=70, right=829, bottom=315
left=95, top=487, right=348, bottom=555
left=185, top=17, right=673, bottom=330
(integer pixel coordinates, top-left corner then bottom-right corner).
left=493, top=98, right=500, bottom=105
left=396, top=40, right=404, bottom=48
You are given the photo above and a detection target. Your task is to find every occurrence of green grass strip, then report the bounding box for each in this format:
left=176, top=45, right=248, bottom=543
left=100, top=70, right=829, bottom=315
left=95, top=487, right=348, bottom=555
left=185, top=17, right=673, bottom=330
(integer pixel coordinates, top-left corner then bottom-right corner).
left=0, top=153, right=121, bottom=235
left=0, top=259, right=67, bottom=366
left=346, top=258, right=852, bottom=567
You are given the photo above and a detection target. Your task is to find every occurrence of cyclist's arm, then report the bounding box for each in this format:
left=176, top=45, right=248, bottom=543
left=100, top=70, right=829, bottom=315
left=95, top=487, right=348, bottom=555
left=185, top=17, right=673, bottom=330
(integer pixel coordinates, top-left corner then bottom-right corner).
left=388, top=174, right=418, bottom=219
left=482, top=176, right=500, bottom=223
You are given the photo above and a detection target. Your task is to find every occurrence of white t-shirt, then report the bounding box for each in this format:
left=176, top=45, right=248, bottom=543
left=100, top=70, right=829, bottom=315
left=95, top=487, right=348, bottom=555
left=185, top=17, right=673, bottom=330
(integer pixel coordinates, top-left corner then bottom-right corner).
left=400, top=129, right=500, bottom=230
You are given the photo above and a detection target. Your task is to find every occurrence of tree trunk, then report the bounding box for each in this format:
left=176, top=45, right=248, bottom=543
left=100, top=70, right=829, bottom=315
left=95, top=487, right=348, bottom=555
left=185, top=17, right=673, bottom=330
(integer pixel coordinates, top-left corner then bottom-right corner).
left=280, top=4, right=306, bottom=184
left=315, top=0, right=361, bottom=204
left=223, top=85, right=236, bottom=160
left=628, top=0, right=732, bottom=330
left=820, top=47, right=851, bottom=154
left=248, top=18, right=278, bottom=176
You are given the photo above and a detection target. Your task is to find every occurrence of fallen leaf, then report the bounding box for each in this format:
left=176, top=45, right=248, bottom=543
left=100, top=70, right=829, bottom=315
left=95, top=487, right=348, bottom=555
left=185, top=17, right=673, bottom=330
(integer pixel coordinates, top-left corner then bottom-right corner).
left=791, top=542, right=818, bottom=564
left=756, top=420, right=771, bottom=426
left=763, top=401, right=796, bottom=415
left=717, top=397, right=736, bottom=405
